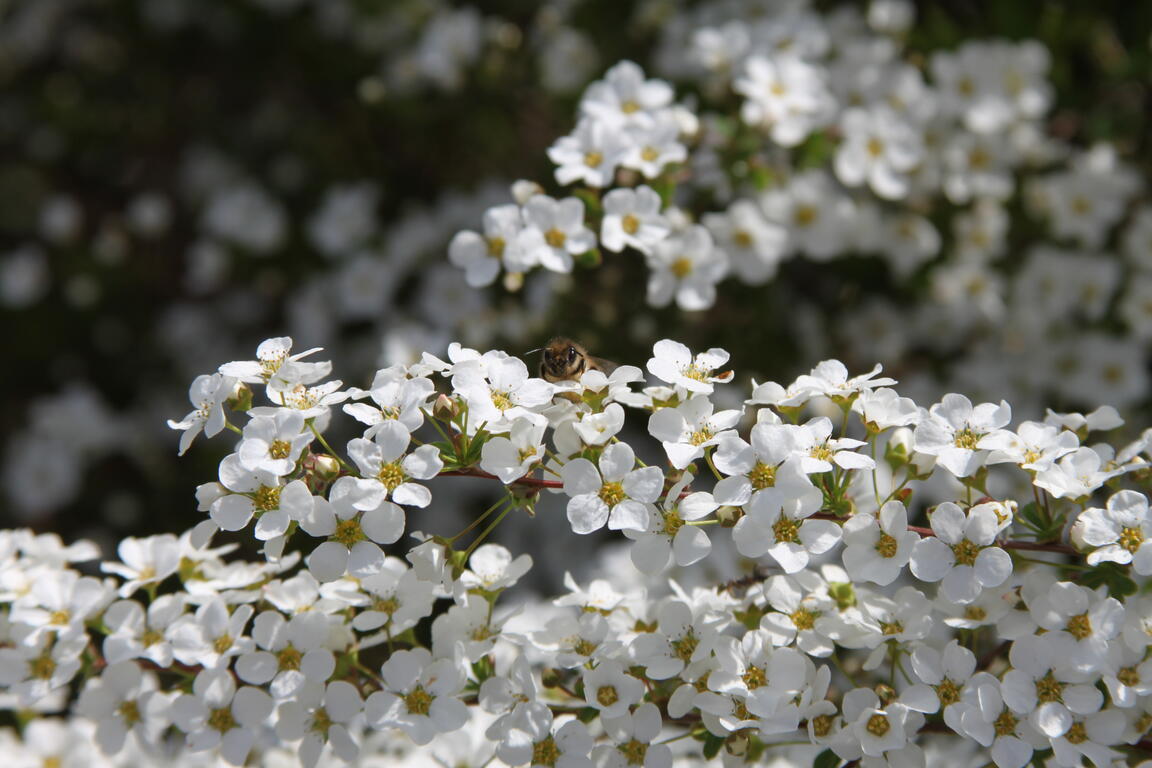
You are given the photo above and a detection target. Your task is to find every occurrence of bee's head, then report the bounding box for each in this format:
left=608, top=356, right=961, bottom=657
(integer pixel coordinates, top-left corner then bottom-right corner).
left=540, top=337, right=582, bottom=380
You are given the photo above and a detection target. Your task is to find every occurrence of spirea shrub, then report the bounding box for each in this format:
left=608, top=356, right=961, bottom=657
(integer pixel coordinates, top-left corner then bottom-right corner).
left=3, top=335, right=1152, bottom=767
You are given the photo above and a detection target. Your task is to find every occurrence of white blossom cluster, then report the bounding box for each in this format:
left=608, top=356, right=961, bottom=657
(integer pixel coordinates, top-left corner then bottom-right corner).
left=448, top=0, right=1152, bottom=413
left=4, top=335, right=1152, bottom=767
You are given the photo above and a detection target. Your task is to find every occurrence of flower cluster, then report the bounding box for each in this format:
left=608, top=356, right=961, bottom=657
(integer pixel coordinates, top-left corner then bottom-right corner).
left=4, top=335, right=1151, bottom=767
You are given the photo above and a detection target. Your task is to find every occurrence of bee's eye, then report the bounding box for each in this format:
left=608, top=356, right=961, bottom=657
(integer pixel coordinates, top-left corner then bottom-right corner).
left=567, top=346, right=577, bottom=362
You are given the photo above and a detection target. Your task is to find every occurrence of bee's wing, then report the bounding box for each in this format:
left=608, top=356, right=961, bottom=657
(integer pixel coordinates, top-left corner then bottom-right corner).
left=589, top=356, right=618, bottom=376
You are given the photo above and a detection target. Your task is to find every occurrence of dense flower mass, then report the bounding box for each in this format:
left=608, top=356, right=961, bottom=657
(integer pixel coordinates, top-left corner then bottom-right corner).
left=4, top=335, right=1152, bottom=767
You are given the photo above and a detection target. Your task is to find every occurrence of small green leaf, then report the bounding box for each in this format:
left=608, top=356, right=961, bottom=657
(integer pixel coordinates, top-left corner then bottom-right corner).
left=700, top=732, right=725, bottom=760
left=1080, top=562, right=1137, bottom=598
left=813, top=748, right=840, bottom=768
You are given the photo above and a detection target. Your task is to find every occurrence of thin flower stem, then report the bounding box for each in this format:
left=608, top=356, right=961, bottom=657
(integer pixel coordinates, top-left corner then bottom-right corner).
left=448, top=496, right=509, bottom=544
left=461, top=504, right=513, bottom=562
left=309, top=422, right=351, bottom=470
left=440, top=467, right=564, bottom=489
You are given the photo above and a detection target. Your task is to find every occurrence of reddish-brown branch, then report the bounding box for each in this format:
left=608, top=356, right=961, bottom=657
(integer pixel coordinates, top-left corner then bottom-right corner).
left=439, top=468, right=565, bottom=489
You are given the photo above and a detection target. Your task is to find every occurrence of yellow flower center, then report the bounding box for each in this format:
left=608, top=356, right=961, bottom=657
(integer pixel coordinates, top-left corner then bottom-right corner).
left=253, top=484, right=282, bottom=511
left=1117, top=666, right=1140, bottom=687
left=212, top=633, right=233, bottom=654
left=640, top=146, right=659, bottom=163
left=333, top=518, right=366, bottom=547
left=880, top=620, right=903, bottom=636
left=935, top=678, right=961, bottom=707
left=118, top=699, right=141, bottom=726
left=619, top=739, right=649, bottom=765
left=1119, top=527, right=1143, bottom=554
left=951, top=539, right=981, bottom=566
left=772, top=516, right=800, bottom=544
left=405, top=685, right=433, bottom=715
left=486, top=235, right=505, bottom=258
left=584, top=151, right=603, bottom=168
left=994, top=708, right=1017, bottom=737
left=599, top=481, right=626, bottom=507
left=866, top=713, right=890, bottom=736
left=596, top=685, right=619, bottom=708
left=671, top=256, right=693, bottom=278
left=810, top=445, right=834, bottom=463
left=791, top=608, right=819, bottom=631
left=622, top=213, right=640, bottom=235
left=311, top=706, right=333, bottom=733
left=377, top=461, right=405, bottom=490
left=208, top=707, right=237, bottom=732
left=29, top=652, right=55, bottom=679
left=488, top=388, right=516, bottom=411
left=750, top=461, right=777, bottom=490
left=733, top=230, right=753, bottom=248
left=1065, top=613, right=1092, bottom=640
left=811, top=714, right=834, bottom=738
left=277, top=645, right=302, bottom=671
left=49, top=609, right=70, bottom=626
left=671, top=632, right=698, bottom=662
left=875, top=532, right=898, bottom=558
left=373, top=596, right=399, bottom=616
left=532, top=736, right=561, bottom=766
left=141, top=628, right=164, bottom=647
left=662, top=510, right=684, bottom=537
left=964, top=605, right=987, bottom=621
left=1064, top=722, right=1087, bottom=744
left=269, top=439, right=292, bottom=460
left=866, top=137, right=884, bottom=158
left=953, top=428, right=981, bottom=450
left=689, top=427, right=714, bottom=446
left=793, top=205, right=817, bottom=227
left=545, top=228, right=567, bottom=248
left=621, top=100, right=640, bottom=114
left=743, top=666, right=767, bottom=689
left=1035, top=671, right=1064, bottom=703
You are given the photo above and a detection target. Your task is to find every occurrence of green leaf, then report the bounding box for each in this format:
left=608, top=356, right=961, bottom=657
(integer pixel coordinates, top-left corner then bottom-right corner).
left=1079, top=562, right=1137, bottom=598
left=813, top=748, right=840, bottom=768
left=700, top=732, right=725, bottom=760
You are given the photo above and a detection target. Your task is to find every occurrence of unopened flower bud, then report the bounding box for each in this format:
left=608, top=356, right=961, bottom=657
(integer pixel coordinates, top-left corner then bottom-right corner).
left=432, top=393, right=458, bottom=421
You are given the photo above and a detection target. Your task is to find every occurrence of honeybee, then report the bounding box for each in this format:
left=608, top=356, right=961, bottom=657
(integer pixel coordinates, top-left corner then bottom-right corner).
left=535, top=337, right=617, bottom=383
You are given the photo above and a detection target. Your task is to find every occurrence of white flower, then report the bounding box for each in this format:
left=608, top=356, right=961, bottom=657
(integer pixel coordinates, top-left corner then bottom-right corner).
left=450, top=204, right=531, bottom=287
left=645, top=225, right=729, bottom=311
left=169, top=598, right=254, bottom=669
left=235, top=610, right=335, bottom=699
left=519, top=195, right=596, bottom=273
left=621, top=114, right=687, bottom=179
left=834, top=106, right=922, bottom=200
left=0, top=629, right=87, bottom=706
left=1073, top=489, right=1152, bottom=574
left=646, top=339, right=733, bottom=394
left=547, top=117, right=628, bottom=188
left=912, top=393, right=1011, bottom=478
left=732, top=462, right=840, bottom=573
left=841, top=501, right=920, bottom=586
left=343, top=369, right=435, bottom=438
left=497, top=714, right=592, bottom=768
left=347, top=421, right=443, bottom=508
left=460, top=543, right=533, bottom=593
left=902, top=640, right=977, bottom=729
left=76, top=661, right=170, bottom=756
left=581, top=660, right=644, bottom=719
left=171, top=668, right=273, bottom=766
left=580, top=60, right=673, bottom=128
left=852, top=387, right=921, bottom=432
left=561, top=442, right=663, bottom=534
left=703, top=199, right=788, bottom=285
left=454, top=353, right=554, bottom=433
left=302, top=476, right=404, bottom=582
left=1028, top=580, right=1123, bottom=674
left=982, top=420, right=1079, bottom=472
left=794, top=360, right=898, bottom=402
left=219, top=336, right=326, bottom=388
left=572, top=402, right=626, bottom=446
left=600, top=185, right=669, bottom=255
left=593, top=702, right=672, bottom=768
left=789, top=416, right=876, bottom=474
left=1033, top=446, right=1127, bottom=500
left=648, top=393, right=741, bottom=470
left=910, top=502, right=1012, bottom=603
left=211, top=455, right=313, bottom=540
left=353, top=558, right=435, bottom=635
left=364, top=647, right=469, bottom=745
left=735, top=55, right=833, bottom=147
left=276, top=681, right=363, bottom=768
left=237, top=408, right=313, bottom=475
left=167, top=373, right=236, bottom=455
left=480, top=417, right=547, bottom=483
left=102, top=594, right=184, bottom=666
left=100, top=534, right=181, bottom=598
left=759, top=572, right=838, bottom=657
left=623, top=474, right=716, bottom=574
left=1000, top=635, right=1102, bottom=739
